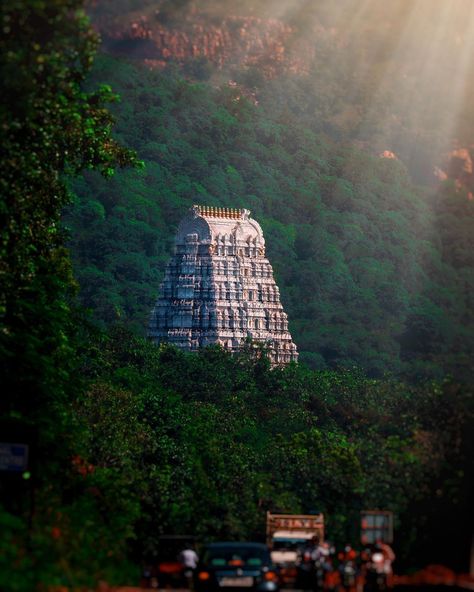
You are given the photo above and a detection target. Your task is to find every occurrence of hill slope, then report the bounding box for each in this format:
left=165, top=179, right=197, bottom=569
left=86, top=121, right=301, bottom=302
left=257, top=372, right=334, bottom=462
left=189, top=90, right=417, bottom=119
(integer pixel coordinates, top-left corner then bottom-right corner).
left=65, top=56, right=474, bottom=378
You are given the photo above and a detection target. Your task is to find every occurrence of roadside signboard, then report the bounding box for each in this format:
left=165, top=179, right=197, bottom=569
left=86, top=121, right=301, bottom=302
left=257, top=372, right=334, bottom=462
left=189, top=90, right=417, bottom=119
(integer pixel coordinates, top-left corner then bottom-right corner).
left=266, top=512, right=325, bottom=545
left=267, top=513, right=324, bottom=531
left=361, top=510, right=393, bottom=544
left=0, top=443, right=29, bottom=472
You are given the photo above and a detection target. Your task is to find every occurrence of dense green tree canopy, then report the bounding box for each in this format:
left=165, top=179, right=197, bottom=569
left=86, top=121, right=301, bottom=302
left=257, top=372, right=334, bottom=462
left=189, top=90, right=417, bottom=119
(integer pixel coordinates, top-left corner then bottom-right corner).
left=76, top=327, right=474, bottom=572
left=0, top=1, right=139, bottom=589
left=0, top=0, right=139, bottom=422
left=66, top=56, right=474, bottom=380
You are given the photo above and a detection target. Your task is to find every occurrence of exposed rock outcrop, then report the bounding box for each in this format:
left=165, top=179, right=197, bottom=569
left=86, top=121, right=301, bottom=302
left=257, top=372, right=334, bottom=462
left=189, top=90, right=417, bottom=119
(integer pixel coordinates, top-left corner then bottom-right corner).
left=435, top=146, right=474, bottom=200
left=96, top=12, right=315, bottom=77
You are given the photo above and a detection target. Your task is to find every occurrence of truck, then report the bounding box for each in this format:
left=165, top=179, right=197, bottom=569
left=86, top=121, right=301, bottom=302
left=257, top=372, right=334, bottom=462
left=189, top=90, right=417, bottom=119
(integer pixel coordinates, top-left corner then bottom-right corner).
left=266, top=512, right=325, bottom=585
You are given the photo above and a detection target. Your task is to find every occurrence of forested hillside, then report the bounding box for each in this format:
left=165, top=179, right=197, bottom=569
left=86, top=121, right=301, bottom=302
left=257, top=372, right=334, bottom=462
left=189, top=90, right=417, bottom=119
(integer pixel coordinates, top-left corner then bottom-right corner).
left=89, top=0, right=474, bottom=182
left=2, top=2, right=474, bottom=589
left=66, top=55, right=474, bottom=379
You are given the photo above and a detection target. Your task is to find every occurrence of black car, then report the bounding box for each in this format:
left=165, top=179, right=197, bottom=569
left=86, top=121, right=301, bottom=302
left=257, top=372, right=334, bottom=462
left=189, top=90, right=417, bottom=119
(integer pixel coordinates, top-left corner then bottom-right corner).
left=195, top=542, right=279, bottom=592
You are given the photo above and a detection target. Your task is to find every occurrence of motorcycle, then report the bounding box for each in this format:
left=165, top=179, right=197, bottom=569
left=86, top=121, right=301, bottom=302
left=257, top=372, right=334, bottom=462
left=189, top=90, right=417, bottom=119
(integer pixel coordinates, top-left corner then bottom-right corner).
left=298, top=553, right=340, bottom=592
left=339, top=559, right=358, bottom=592
left=296, top=553, right=326, bottom=591
left=364, top=551, right=388, bottom=592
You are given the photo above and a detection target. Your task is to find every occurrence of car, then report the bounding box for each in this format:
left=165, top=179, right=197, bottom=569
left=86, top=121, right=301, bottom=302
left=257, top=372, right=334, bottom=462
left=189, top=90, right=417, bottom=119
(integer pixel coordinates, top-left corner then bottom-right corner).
left=194, top=542, right=280, bottom=592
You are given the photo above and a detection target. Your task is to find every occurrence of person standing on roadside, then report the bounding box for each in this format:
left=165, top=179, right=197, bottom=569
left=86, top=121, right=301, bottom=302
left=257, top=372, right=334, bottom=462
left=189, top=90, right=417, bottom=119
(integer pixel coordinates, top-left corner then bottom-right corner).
left=179, top=544, right=199, bottom=589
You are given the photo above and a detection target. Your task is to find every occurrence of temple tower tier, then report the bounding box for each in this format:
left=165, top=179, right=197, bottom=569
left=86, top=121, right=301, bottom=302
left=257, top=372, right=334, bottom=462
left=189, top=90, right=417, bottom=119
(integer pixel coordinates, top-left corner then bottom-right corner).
left=148, top=205, right=298, bottom=365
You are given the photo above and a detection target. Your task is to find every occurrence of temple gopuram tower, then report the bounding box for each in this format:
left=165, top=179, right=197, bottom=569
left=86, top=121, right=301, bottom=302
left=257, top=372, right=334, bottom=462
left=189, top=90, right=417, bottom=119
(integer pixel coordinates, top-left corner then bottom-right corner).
left=148, top=205, right=298, bottom=365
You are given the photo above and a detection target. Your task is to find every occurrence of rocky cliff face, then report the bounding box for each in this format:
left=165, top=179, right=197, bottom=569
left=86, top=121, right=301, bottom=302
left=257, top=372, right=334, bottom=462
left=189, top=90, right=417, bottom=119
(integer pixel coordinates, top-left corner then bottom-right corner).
left=91, top=2, right=474, bottom=196
left=95, top=10, right=316, bottom=77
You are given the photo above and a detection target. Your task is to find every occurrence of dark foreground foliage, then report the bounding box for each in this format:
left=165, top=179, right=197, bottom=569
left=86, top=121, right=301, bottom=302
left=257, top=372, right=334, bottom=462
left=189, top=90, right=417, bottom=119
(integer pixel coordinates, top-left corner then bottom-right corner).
left=0, top=1, right=139, bottom=588
left=3, top=322, right=473, bottom=588
left=76, top=327, right=473, bottom=574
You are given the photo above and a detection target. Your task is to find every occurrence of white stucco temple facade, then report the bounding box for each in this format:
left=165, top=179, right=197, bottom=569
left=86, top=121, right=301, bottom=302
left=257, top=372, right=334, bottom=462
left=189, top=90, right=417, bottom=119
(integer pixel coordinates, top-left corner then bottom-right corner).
left=148, top=205, right=298, bottom=365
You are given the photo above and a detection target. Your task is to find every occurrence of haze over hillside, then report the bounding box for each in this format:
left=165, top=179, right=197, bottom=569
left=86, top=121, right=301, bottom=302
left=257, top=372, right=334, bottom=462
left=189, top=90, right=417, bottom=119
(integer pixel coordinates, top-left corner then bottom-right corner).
left=90, top=0, right=474, bottom=185
left=61, top=0, right=474, bottom=379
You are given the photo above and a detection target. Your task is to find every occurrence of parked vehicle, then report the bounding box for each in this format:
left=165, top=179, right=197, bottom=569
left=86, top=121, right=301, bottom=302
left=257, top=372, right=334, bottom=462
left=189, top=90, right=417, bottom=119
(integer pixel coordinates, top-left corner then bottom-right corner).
left=194, top=542, right=279, bottom=592
left=266, top=512, right=325, bottom=586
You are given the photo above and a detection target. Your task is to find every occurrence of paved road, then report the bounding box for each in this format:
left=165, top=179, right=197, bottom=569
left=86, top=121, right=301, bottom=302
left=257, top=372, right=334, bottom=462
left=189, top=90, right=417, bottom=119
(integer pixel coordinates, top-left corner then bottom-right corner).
left=108, top=588, right=472, bottom=592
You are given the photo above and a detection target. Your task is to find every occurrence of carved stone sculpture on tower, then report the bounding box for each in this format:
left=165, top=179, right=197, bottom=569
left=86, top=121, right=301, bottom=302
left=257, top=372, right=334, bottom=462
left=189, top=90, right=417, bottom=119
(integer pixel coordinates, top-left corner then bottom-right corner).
left=148, top=205, right=298, bottom=365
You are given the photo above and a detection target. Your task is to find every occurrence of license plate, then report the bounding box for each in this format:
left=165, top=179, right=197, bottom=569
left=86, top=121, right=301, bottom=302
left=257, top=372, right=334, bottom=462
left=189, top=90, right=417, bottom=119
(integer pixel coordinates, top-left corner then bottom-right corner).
left=219, top=577, right=254, bottom=587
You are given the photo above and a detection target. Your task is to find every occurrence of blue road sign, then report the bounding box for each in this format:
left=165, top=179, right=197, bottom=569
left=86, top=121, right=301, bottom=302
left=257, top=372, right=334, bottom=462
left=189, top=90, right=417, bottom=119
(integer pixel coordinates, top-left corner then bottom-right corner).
left=0, top=443, right=29, bottom=472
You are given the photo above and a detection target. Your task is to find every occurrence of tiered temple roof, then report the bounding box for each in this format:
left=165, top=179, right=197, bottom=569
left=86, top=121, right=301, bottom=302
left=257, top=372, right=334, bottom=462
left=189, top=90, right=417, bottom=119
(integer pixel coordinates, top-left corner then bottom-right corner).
left=148, top=205, right=298, bottom=365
